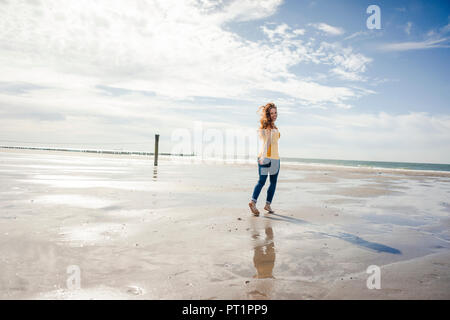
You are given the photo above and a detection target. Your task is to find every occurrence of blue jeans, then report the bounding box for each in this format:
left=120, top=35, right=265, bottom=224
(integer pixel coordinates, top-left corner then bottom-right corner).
left=251, top=158, right=280, bottom=205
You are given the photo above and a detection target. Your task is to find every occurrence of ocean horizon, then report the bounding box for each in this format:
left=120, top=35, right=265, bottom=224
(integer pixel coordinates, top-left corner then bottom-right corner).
left=2, top=145, right=449, bottom=173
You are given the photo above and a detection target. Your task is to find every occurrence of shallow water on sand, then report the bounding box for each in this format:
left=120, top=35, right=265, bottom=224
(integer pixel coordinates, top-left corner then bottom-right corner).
left=1, top=149, right=449, bottom=299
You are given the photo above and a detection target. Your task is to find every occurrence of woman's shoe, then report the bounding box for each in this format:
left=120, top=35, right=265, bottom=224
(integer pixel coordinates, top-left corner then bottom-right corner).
left=248, top=201, right=260, bottom=216
left=264, top=203, right=274, bottom=213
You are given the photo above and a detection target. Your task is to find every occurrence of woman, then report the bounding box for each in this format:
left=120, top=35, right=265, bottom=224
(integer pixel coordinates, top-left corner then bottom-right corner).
left=249, top=102, right=280, bottom=216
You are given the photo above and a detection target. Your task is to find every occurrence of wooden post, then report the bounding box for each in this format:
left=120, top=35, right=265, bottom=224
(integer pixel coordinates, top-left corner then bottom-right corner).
left=154, top=134, right=159, bottom=166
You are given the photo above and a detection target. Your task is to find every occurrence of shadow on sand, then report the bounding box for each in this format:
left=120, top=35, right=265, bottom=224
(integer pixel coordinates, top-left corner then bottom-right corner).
left=262, top=212, right=402, bottom=255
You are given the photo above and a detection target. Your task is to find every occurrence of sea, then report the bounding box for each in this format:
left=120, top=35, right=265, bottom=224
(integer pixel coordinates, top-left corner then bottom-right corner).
left=1, top=145, right=450, bottom=173
left=280, top=157, right=450, bottom=173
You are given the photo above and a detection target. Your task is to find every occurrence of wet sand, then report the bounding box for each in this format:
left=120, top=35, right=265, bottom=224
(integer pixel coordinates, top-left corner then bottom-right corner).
left=1, top=148, right=449, bottom=299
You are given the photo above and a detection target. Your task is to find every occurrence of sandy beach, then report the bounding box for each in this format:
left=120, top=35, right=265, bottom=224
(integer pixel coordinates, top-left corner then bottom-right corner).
left=0, top=148, right=449, bottom=300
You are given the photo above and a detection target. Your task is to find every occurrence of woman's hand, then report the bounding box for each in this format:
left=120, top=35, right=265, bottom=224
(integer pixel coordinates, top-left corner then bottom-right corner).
left=258, top=158, right=265, bottom=165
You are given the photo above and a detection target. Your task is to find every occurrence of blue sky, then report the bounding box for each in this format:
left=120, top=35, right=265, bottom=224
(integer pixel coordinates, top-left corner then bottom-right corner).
left=227, top=0, right=450, bottom=115
left=0, top=0, right=449, bottom=163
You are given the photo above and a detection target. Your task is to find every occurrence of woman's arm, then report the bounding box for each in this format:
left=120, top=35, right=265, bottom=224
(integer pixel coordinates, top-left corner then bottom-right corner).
left=258, top=129, right=272, bottom=163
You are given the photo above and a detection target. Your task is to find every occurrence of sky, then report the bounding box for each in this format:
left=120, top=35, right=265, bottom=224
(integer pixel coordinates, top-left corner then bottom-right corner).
left=0, top=0, right=449, bottom=164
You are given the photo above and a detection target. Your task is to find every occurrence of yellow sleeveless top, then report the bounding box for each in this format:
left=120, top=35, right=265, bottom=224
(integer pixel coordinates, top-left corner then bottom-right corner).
left=258, top=128, right=280, bottom=160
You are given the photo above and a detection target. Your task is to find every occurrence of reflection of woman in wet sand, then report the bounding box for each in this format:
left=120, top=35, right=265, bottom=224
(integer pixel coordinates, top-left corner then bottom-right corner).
left=249, top=102, right=280, bottom=216
left=252, top=226, right=275, bottom=279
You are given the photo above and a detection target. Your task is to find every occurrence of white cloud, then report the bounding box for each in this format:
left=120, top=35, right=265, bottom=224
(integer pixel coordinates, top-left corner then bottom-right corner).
left=259, top=79, right=357, bottom=104
left=0, top=0, right=382, bottom=156
left=404, top=21, right=412, bottom=35
left=215, top=0, right=283, bottom=22
left=261, top=23, right=306, bottom=42
left=344, top=31, right=369, bottom=40
left=259, top=25, right=372, bottom=82
left=293, top=28, right=306, bottom=36
left=309, top=22, right=345, bottom=36
left=315, top=42, right=372, bottom=81
left=331, top=68, right=364, bottom=81
left=0, top=0, right=368, bottom=104
left=439, top=22, right=450, bottom=34
left=381, top=21, right=450, bottom=52
left=261, top=23, right=291, bottom=42
left=281, top=111, right=450, bottom=163
left=379, top=37, right=450, bottom=51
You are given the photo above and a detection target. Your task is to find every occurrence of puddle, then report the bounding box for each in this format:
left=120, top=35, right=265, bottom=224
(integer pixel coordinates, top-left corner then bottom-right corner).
left=33, top=194, right=117, bottom=209
left=58, top=222, right=127, bottom=245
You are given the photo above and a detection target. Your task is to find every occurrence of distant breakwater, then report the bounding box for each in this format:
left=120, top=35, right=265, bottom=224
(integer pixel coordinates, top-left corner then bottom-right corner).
left=0, top=145, right=195, bottom=157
